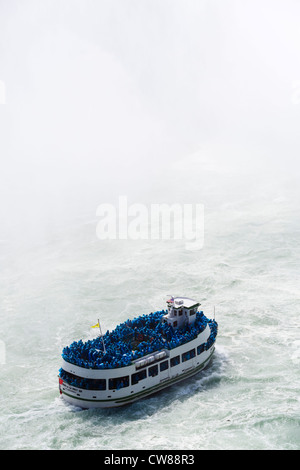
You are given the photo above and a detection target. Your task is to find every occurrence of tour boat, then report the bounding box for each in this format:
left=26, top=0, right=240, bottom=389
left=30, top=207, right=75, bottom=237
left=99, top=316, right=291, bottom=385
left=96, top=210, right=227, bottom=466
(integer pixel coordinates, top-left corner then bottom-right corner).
left=58, top=296, right=218, bottom=408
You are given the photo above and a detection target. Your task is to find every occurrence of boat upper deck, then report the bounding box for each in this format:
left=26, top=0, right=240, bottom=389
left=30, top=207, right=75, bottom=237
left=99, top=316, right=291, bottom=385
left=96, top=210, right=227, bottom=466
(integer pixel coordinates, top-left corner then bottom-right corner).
left=62, top=308, right=218, bottom=370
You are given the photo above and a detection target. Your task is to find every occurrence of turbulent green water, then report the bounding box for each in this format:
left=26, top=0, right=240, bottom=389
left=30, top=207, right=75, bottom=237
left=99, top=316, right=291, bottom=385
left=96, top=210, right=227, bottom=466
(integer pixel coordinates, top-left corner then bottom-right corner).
left=0, top=172, right=299, bottom=450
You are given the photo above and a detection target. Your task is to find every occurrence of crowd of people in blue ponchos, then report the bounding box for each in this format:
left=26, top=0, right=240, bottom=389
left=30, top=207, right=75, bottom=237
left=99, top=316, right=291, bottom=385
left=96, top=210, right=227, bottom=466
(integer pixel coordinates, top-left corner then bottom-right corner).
left=61, top=309, right=218, bottom=370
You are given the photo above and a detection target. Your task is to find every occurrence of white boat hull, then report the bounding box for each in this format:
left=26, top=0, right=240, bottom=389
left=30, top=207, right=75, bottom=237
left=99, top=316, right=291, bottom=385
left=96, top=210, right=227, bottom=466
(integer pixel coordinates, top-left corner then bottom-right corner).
left=59, top=324, right=216, bottom=409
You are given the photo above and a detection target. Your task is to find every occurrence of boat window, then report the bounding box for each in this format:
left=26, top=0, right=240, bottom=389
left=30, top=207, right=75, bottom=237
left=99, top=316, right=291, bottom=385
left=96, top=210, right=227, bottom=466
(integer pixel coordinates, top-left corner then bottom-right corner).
left=109, top=376, right=129, bottom=390
left=149, top=364, right=158, bottom=377
left=182, top=348, right=196, bottom=362
left=59, top=369, right=106, bottom=390
left=197, top=344, right=205, bottom=355
left=132, top=369, right=147, bottom=385
left=173, top=321, right=178, bottom=327
left=179, top=310, right=183, bottom=316
left=87, top=378, right=106, bottom=390
left=190, top=309, right=195, bottom=316
left=170, top=355, right=180, bottom=367
left=160, top=360, right=169, bottom=372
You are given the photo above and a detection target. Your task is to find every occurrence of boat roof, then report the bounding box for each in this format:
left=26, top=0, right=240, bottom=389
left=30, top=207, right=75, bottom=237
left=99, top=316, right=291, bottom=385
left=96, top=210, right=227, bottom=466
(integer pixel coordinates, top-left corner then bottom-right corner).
left=169, top=296, right=200, bottom=309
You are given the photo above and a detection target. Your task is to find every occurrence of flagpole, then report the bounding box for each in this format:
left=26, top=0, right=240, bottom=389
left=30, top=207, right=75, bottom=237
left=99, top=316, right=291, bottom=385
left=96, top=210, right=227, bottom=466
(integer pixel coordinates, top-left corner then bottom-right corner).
left=98, top=318, right=106, bottom=354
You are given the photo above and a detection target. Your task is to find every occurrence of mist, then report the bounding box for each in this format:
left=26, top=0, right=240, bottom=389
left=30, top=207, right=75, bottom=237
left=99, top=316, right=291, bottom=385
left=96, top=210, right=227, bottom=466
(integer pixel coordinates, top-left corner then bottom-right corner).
left=0, top=0, right=300, bottom=248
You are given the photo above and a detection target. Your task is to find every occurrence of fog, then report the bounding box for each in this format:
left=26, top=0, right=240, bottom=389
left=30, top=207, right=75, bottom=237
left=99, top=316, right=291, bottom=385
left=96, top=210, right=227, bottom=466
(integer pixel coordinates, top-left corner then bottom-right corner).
left=0, top=0, right=300, bottom=247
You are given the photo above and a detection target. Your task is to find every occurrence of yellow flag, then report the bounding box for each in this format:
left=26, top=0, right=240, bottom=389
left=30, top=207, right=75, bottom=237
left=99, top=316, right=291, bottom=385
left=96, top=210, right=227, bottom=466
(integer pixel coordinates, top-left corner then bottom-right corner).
left=91, top=322, right=99, bottom=328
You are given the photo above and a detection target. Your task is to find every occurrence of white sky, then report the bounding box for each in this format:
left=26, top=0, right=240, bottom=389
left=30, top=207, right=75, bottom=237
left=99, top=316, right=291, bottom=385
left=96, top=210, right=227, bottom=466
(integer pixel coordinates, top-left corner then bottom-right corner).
left=0, top=0, right=299, bottom=242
